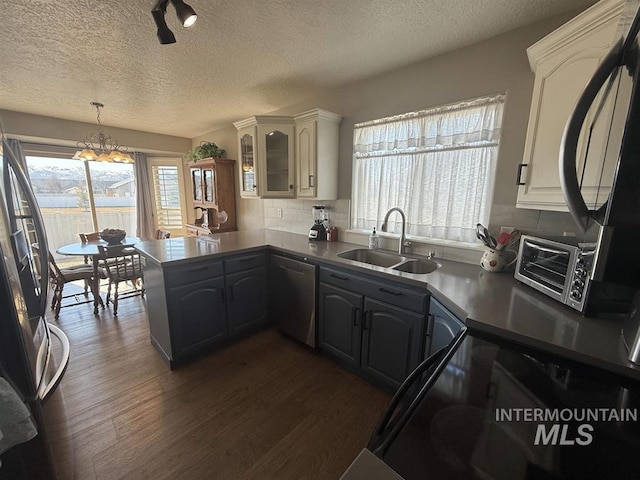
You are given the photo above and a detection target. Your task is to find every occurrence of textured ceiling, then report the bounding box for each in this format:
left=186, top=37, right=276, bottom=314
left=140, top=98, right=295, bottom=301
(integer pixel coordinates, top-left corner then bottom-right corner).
left=0, top=0, right=596, bottom=139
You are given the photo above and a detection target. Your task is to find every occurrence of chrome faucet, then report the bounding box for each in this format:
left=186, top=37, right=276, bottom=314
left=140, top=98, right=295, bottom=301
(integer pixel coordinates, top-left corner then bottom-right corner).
left=381, top=207, right=411, bottom=255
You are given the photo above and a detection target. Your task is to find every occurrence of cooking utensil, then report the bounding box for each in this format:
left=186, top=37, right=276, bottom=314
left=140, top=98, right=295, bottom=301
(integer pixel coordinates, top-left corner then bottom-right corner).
left=495, top=232, right=511, bottom=251
left=476, top=223, right=496, bottom=248
left=507, top=229, right=521, bottom=249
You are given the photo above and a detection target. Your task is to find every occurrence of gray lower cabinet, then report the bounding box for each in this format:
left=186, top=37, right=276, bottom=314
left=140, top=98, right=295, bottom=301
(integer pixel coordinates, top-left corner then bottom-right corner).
left=319, top=283, right=362, bottom=368
left=226, top=266, right=267, bottom=335
left=319, top=267, right=428, bottom=392
left=144, top=252, right=267, bottom=367
left=426, top=297, right=464, bottom=357
left=361, top=297, right=423, bottom=389
left=168, top=276, right=227, bottom=356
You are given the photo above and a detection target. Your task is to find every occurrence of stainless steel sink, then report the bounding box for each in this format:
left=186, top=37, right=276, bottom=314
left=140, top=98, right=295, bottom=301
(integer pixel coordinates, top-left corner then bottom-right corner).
left=337, top=248, right=440, bottom=275
left=392, top=259, right=439, bottom=274
left=337, top=249, right=403, bottom=267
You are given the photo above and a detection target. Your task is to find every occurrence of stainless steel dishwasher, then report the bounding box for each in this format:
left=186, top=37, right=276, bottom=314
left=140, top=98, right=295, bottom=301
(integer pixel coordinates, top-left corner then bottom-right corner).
left=269, top=254, right=317, bottom=347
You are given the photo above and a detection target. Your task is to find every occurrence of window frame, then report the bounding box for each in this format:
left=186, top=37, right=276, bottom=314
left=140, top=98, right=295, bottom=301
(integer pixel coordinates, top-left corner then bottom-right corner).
left=146, top=156, right=188, bottom=237
left=350, top=94, right=505, bottom=245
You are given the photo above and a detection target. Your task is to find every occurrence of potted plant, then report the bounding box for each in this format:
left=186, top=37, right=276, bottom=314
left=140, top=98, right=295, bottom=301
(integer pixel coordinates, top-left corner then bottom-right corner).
left=186, top=142, right=225, bottom=162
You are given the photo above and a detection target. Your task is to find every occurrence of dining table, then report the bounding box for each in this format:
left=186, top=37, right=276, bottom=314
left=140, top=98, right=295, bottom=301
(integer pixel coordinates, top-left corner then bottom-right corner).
left=56, top=237, right=141, bottom=314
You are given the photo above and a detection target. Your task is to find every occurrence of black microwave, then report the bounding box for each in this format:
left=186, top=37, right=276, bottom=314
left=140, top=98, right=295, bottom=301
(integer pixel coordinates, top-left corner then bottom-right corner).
left=514, top=235, right=595, bottom=313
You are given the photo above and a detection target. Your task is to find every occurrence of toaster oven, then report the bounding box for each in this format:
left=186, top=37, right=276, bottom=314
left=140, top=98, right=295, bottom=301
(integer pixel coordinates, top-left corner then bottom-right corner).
left=514, top=235, right=596, bottom=313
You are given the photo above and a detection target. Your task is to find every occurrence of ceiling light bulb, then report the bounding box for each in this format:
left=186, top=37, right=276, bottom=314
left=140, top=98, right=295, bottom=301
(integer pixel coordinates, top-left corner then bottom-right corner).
left=79, top=149, right=97, bottom=161
left=171, top=0, right=197, bottom=28
left=182, top=14, right=197, bottom=28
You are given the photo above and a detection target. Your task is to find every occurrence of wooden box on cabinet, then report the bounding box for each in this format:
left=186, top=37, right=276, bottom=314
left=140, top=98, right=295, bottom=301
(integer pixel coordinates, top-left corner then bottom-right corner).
left=516, top=0, right=623, bottom=211
left=188, top=158, right=237, bottom=233
left=294, top=109, right=342, bottom=200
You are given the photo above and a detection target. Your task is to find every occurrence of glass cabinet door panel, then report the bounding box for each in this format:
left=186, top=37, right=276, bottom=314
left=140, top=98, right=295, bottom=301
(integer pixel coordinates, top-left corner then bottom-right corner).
left=240, top=133, right=256, bottom=193
left=265, top=130, right=289, bottom=192
left=191, top=168, right=202, bottom=202
left=203, top=168, right=216, bottom=205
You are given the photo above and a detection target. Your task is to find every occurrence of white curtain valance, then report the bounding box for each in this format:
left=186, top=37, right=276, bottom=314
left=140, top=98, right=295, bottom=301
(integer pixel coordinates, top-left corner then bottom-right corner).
left=354, top=94, right=504, bottom=157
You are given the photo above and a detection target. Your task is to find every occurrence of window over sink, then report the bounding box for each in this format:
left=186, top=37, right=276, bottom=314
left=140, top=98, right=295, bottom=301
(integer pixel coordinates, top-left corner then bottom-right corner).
left=351, top=94, right=504, bottom=243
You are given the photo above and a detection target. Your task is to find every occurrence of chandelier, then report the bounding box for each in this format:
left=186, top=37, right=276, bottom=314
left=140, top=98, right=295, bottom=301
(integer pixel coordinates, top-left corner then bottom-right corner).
left=73, top=102, right=134, bottom=163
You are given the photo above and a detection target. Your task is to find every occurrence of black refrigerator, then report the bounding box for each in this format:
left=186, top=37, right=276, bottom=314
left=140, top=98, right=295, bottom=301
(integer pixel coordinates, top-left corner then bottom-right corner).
left=0, top=140, right=72, bottom=479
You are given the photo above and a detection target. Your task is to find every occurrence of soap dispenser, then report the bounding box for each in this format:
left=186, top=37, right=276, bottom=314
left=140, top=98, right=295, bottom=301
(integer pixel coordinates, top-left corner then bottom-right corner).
left=368, top=228, right=379, bottom=249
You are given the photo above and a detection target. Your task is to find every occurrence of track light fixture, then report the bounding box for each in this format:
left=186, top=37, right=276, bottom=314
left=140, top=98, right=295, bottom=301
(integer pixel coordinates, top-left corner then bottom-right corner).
left=152, top=0, right=197, bottom=45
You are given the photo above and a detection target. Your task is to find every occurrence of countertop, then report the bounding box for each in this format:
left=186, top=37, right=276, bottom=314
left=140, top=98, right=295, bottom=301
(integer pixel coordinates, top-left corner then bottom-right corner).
left=135, top=229, right=640, bottom=382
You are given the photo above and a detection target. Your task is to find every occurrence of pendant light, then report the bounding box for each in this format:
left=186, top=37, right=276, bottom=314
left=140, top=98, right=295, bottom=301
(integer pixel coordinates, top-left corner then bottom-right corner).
left=73, top=102, right=133, bottom=164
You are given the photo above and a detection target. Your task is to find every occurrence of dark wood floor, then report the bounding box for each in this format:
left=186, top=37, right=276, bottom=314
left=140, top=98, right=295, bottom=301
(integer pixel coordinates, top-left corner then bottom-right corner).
left=50, top=294, right=390, bottom=479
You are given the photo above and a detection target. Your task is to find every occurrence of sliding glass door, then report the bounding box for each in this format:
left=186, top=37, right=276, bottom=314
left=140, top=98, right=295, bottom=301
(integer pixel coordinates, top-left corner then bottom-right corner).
left=25, top=156, right=136, bottom=260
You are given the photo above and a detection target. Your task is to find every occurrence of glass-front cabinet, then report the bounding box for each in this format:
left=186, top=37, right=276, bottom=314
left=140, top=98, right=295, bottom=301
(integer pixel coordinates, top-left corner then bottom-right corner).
left=239, top=132, right=256, bottom=196
left=191, top=164, right=217, bottom=208
left=202, top=167, right=216, bottom=205
left=191, top=167, right=203, bottom=203
left=233, top=116, right=295, bottom=198
left=258, top=123, right=295, bottom=198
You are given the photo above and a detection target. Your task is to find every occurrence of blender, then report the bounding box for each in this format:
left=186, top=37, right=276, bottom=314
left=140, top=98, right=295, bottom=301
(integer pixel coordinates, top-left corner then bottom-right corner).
left=308, top=205, right=327, bottom=240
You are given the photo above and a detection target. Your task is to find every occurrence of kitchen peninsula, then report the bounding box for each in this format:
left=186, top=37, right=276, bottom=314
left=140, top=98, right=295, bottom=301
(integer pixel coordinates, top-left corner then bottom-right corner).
left=135, top=229, right=640, bottom=383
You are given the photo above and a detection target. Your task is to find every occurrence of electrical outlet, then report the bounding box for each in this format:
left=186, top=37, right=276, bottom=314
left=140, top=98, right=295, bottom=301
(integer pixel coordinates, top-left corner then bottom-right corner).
left=277, top=208, right=283, bottom=218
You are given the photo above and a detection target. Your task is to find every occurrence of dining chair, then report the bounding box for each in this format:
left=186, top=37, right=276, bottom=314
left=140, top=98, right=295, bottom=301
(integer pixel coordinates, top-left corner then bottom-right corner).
left=47, top=251, right=105, bottom=319
left=78, top=231, right=101, bottom=294
left=97, top=244, right=144, bottom=315
left=156, top=229, right=171, bottom=239
left=79, top=232, right=100, bottom=243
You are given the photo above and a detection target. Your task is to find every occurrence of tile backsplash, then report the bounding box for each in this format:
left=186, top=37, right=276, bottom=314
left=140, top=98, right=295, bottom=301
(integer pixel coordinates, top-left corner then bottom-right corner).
left=263, top=199, right=351, bottom=235
left=488, top=204, right=577, bottom=238
left=260, top=200, right=577, bottom=265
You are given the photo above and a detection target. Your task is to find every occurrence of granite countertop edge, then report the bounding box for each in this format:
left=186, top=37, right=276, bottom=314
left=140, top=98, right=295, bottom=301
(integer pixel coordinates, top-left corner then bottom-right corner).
left=135, top=229, right=640, bottom=381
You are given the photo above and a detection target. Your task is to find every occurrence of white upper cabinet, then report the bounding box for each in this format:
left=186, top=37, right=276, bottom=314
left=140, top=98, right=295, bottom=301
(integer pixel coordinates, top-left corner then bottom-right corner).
left=234, top=116, right=295, bottom=198
left=294, top=109, right=342, bottom=200
left=516, top=0, right=623, bottom=211
left=259, top=120, right=295, bottom=198
left=234, top=109, right=341, bottom=199
left=236, top=124, right=258, bottom=198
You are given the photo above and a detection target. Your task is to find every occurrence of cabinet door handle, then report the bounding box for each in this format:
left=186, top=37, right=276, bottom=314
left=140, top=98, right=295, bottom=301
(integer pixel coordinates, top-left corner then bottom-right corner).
left=516, top=163, right=528, bottom=186
left=379, top=287, right=402, bottom=296
left=425, top=313, right=434, bottom=337
left=353, top=307, right=360, bottom=327
left=228, top=285, right=234, bottom=301
left=220, top=288, right=225, bottom=304
left=362, top=311, right=369, bottom=331
left=279, top=265, right=304, bottom=275
left=289, top=184, right=294, bottom=189
left=309, top=175, right=315, bottom=187
left=187, top=266, right=208, bottom=273
left=330, top=273, right=349, bottom=281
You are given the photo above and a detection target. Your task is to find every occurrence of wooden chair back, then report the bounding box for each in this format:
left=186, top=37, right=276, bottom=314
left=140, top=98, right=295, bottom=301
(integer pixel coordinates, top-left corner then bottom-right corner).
left=79, top=232, right=100, bottom=243
left=47, top=250, right=67, bottom=283
left=97, top=245, right=143, bottom=282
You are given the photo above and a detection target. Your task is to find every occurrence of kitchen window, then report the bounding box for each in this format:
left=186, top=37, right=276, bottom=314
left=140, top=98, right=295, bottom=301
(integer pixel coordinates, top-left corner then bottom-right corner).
left=351, top=94, right=504, bottom=243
